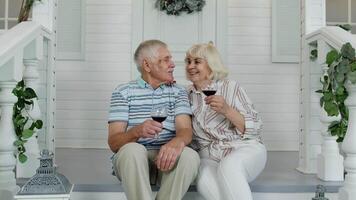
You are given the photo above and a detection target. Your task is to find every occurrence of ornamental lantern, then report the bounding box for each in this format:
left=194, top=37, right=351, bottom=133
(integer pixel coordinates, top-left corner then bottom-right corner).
left=15, top=149, right=72, bottom=200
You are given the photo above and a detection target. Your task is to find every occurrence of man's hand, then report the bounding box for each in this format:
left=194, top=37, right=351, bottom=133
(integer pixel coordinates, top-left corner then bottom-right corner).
left=155, top=138, right=185, bottom=171
left=205, top=95, right=231, bottom=115
left=137, top=119, right=163, bottom=138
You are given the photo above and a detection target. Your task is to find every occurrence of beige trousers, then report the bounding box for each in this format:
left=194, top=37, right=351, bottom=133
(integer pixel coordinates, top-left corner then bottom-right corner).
left=112, top=143, right=200, bottom=200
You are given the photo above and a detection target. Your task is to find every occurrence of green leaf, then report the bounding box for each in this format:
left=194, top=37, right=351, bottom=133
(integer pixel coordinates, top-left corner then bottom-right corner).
left=35, top=120, right=43, bottom=129
left=17, top=80, right=25, bottom=88
left=326, top=50, right=339, bottom=65
left=315, top=89, right=323, bottom=93
left=338, top=24, right=352, bottom=31
left=24, top=100, right=33, bottom=105
left=320, top=96, right=324, bottom=107
left=336, top=73, right=345, bottom=83
left=336, top=137, right=344, bottom=143
left=13, top=140, right=24, bottom=146
left=336, top=93, right=348, bottom=102
left=336, top=86, right=345, bottom=95
left=24, top=88, right=37, bottom=99
left=337, top=60, right=351, bottom=74
left=341, top=43, right=356, bottom=60
left=22, top=129, right=34, bottom=139
left=329, top=121, right=340, bottom=129
left=17, top=99, right=25, bottom=109
left=347, top=71, right=356, bottom=84
left=350, top=62, right=356, bottom=71
left=324, top=92, right=333, bottom=101
left=324, top=101, right=339, bottom=116
left=18, top=153, right=27, bottom=163
left=310, top=49, right=318, bottom=60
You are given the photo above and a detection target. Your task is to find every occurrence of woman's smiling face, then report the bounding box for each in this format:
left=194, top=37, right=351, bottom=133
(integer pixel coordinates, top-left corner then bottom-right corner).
left=185, top=56, right=212, bottom=84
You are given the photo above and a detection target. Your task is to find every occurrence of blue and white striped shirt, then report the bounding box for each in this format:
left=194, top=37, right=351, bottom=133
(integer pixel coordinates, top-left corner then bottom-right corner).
left=108, top=77, right=192, bottom=149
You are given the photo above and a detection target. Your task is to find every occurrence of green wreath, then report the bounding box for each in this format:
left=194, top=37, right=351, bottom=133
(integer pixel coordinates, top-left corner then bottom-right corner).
left=155, top=0, right=206, bottom=16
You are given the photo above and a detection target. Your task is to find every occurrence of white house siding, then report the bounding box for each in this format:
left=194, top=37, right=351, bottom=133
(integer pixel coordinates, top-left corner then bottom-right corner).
left=55, top=0, right=300, bottom=151
left=55, top=0, right=132, bottom=148
left=227, top=0, right=300, bottom=151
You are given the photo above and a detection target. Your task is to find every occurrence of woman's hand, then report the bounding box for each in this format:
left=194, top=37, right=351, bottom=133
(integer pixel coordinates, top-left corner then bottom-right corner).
left=205, top=95, right=231, bottom=115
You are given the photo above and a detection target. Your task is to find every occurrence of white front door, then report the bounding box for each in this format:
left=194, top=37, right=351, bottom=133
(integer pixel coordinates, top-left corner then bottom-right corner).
left=131, top=0, right=227, bottom=84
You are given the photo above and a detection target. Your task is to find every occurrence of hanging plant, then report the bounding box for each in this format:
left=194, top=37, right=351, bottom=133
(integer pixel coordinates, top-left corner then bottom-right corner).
left=13, top=80, right=43, bottom=163
left=316, top=43, right=356, bottom=142
left=155, top=0, right=206, bottom=16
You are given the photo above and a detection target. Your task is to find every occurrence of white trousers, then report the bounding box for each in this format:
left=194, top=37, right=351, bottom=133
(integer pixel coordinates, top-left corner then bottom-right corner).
left=196, top=140, right=267, bottom=200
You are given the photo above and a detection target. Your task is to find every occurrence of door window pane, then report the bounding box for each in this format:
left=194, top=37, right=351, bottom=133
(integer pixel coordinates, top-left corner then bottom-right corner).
left=8, top=0, right=22, bottom=18
left=352, top=0, right=356, bottom=22
left=0, top=0, right=5, bottom=18
left=8, top=20, right=18, bottom=29
left=326, top=0, right=348, bottom=22
left=0, top=21, right=4, bottom=29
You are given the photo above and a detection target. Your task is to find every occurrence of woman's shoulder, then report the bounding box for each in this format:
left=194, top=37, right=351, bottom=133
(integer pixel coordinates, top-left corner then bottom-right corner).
left=219, top=79, right=241, bottom=89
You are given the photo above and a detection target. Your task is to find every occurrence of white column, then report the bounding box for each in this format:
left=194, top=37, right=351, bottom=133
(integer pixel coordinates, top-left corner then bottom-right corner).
left=32, top=0, right=55, bottom=32
left=339, top=82, right=356, bottom=200
left=16, top=59, right=41, bottom=178
left=0, top=82, right=20, bottom=195
left=317, top=64, right=344, bottom=181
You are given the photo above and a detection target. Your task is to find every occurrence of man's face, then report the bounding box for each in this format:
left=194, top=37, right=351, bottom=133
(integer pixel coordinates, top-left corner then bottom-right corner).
left=148, top=47, right=175, bottom=84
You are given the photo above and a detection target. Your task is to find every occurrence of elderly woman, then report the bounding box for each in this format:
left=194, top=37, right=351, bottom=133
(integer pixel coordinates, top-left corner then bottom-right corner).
left=185, top=43, right=267, bottom=200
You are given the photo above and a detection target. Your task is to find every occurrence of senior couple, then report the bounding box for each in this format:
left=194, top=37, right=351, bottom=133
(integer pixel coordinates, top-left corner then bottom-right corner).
left=108, top=40, right=267, bottom=200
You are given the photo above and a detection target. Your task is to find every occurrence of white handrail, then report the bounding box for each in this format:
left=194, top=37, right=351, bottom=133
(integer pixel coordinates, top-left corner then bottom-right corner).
left=306, top=26, right=356, bottom=51
left=304, top=26, right=356, bottom=200
left=0, top=22, right=42, bottom=68
left=0, top=21, right=54, bottom=198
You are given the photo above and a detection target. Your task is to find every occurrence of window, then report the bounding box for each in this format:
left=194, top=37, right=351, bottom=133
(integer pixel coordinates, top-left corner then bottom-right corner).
left=57, top=0, right=85, bottom=60
left=272, top=0, right=300, bottom=63
left=326, top=0, right=356, bottom=33
left=0, top=0, right=23, bottom=31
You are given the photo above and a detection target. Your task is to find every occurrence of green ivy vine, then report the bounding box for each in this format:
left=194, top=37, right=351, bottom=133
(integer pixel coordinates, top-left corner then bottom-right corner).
left=316, top=43, right=356, bottom=142
left=12, top=80, right=43, bottom=163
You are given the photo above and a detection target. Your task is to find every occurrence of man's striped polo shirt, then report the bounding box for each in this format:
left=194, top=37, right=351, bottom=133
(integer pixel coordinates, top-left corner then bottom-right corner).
left=108, top=77, right=192, bottom=149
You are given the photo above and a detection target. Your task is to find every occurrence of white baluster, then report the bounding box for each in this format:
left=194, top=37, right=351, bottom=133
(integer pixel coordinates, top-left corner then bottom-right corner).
left=0, top=82, right=20, bottom=196
left=339, top=82, right=356, bottom=200
left=16, top=59, right=41, bottom=178
left=317, top=64, right=344, bottom=181
left=317, top=107, right=344, bottom=181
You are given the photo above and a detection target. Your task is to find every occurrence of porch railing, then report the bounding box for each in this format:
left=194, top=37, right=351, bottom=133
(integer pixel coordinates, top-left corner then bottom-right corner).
left=0, top=21, right=56, bottom=198
left=302, top=26, right=356, bottom=199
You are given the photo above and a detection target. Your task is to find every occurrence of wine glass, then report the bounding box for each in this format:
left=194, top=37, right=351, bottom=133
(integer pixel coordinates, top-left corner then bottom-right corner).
left=202, top=82, right=217, bottom=96
left=150, top=105, right=167, bottom=139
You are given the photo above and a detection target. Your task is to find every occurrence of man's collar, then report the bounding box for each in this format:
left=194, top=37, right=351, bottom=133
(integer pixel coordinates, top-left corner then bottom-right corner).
left=137, top=77, right=149, bottom=88
left=136, top=76, right=168, bottom=89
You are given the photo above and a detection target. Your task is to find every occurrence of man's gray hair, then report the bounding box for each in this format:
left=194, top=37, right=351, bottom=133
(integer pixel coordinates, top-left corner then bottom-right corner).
left=134, top=40, right=167, bottom=73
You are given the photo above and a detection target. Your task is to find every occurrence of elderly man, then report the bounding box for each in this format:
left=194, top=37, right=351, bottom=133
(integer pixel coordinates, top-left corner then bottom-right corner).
left=108, top=40, right=199, bottom=200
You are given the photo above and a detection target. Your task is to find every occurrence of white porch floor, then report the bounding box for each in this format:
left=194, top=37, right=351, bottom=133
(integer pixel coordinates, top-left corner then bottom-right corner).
left=18, top=148, right=343, bottom=200
left=53, top=148, right=342, bottom=193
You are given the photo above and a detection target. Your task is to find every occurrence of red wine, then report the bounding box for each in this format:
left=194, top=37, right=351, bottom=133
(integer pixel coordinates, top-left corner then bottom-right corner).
left=152, top=116, right=167, bottom=123
left=202, top=90, right=216, bottom=96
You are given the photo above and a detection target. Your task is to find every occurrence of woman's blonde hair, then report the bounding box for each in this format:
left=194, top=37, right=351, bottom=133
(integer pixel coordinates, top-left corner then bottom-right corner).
left=185, top=42, right=228, bottom=80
